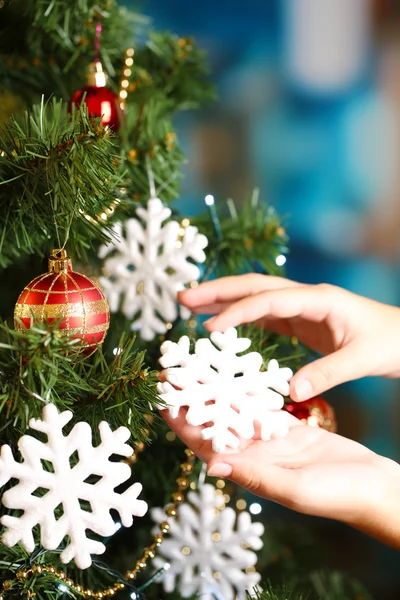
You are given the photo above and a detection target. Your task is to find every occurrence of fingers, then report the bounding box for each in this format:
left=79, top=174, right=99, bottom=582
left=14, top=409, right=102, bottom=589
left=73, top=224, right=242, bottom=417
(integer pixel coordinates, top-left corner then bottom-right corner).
left=178, top=274, right=299, bottom=312
left=161, top=408, right=216, bottom=464
left=207, top=451, right=302, bottom=509
left=290, top=341, right=368, bottom=401
left=202, top=285, right=336, bottom=332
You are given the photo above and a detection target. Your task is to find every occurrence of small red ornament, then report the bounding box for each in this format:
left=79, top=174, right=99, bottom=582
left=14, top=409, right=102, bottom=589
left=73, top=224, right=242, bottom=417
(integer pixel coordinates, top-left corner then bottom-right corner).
left=284, top=397, right=337, bottom=433
left=14, top=249, right=110, bottom=356
left=69, top=61, right=121, bottom=130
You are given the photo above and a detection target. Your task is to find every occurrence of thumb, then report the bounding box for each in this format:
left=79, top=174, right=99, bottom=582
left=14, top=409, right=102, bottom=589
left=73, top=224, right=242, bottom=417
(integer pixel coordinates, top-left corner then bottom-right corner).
left=207, top=455, right=300, bottom=507
left=290, top=343, right=366, bottom=401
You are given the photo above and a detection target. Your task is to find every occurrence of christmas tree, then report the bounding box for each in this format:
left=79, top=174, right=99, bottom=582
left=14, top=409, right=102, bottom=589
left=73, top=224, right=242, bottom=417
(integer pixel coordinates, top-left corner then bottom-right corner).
left=0, top=2, right=374, bottom=599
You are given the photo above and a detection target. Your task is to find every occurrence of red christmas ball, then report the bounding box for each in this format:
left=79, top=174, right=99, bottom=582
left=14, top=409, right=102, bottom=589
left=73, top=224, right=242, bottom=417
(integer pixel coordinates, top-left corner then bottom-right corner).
left=69, top=61, right=121, bottom=130
left=284, top=397, right=337, bottom=433
left=14, top=249, right=110, bottom=356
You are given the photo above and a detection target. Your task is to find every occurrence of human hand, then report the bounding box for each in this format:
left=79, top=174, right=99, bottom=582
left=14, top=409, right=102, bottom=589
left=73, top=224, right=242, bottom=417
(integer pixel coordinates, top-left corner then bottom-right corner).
left=163, top=409, right=400, bottom=549
left=178, top=274, right=400, bottom=401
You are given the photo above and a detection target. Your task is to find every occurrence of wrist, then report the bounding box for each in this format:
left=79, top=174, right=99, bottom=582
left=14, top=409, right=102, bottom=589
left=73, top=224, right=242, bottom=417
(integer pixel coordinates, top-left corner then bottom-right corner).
left=351, top=455, right=400, bottom=549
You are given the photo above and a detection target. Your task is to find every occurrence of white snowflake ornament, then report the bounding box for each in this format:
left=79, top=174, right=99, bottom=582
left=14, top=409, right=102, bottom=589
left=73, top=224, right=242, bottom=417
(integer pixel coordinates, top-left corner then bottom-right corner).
left=158, top=327, right=293, bottom=452
left=151, top=483, right=264, bottom=600
left=98, top=197, right=208, bottom=341
left=0, top=404, right=147, bottom=569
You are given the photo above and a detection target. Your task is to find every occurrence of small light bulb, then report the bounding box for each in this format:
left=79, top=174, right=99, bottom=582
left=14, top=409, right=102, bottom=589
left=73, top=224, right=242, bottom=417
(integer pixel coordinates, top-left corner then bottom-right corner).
left=164, top=562, right=171, bottom=571
left=58, top=584, right=68, bottom=593
left=205, top=194, right=214, bottom=206
left=276, top=254, right=287, bottom=266
left=249, top=502, right=262, bottom=515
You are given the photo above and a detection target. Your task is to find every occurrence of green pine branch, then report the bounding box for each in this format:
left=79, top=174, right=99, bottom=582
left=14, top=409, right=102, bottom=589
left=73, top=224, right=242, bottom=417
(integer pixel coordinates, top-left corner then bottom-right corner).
left=193, top=190, right=289, bottom=279
left=248, top=583, right=309, bottom=600
left=0, top=320, right=161, bottom=442
left=0, top=98, right=124, bottom=268
left=248, top=570, right=374, bottom=600
left=0, top=0, right=137, bottom=101
left=117, top=31, right=215, bottom=204
left=237, top=324, right=315, bottom=373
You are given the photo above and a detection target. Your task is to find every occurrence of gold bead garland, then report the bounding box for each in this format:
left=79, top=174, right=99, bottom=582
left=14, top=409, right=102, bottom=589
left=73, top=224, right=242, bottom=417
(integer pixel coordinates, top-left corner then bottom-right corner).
left=119, top=48, right=135, bottom=108
left=0, top=449, right=196, bottom=600
left=124, top=448, right=194, bottom=581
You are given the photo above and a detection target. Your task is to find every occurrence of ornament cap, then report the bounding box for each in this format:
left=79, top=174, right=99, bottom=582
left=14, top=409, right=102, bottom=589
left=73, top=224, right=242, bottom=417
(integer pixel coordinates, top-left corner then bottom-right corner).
left=86, top=61, right=107, bottom=88
left=48, top=248, right=72, bottom=273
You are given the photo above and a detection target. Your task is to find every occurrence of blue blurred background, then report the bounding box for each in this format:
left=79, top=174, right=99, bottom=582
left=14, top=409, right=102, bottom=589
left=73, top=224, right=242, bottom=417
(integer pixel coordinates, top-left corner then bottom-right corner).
left=125, top=1, right=400, bottom=596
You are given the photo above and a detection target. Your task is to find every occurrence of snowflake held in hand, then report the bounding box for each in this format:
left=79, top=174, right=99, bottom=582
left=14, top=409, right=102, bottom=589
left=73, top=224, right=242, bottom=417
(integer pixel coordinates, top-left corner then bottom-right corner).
left=151, top=483, right=264, bottom=600
left=158, top=327, right=293, bottom=452
left=98, top=197, right=208, bottom=341
left=0, top=404, right=147, bottom=569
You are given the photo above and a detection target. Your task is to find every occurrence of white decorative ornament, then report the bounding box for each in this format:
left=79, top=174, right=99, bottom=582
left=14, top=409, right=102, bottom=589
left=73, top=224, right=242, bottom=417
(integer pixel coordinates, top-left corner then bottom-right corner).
left=98, top=197, right=208, bottom=341
left=158, top=327, right=293, bottom=452
left=151, top=483, right=264, bottom=600
left=0, top=404, right=147, bottom=569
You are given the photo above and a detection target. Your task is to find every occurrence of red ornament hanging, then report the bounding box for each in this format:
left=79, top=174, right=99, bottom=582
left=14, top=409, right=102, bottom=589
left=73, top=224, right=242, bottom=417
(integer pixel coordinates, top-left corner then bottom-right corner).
left=14, top=249, right=110, bottom=356
left=284, top=397, right=337, bottom=433
left=69, top=61, right=121, bottom=131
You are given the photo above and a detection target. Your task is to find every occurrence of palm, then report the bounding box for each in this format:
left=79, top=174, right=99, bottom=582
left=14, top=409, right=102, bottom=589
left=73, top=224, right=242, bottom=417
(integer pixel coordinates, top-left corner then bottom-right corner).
left=231, top=425, right=377, bottom=519
left=163, top=409, right=379, bottom=522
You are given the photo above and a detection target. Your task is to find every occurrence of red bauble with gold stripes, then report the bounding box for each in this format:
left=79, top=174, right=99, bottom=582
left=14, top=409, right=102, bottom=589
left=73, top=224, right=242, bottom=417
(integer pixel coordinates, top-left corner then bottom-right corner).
left=14, top=249, right=110, bottom=356
left=284, top=397, right=337, bottom=433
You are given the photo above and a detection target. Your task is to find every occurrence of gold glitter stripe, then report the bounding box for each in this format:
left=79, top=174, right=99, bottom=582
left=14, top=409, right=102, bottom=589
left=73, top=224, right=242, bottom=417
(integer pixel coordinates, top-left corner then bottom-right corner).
left=14, top=299, right=108, bottom=319
left=68, top=323, right=109, bottom=335
left=24, top=287, right=99, bottom=294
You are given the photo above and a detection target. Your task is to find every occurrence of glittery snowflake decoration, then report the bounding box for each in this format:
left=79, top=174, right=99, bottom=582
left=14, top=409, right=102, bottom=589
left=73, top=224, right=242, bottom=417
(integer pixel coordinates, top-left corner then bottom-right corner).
left=151, top=483, right=264, bottom=600
left=0, top=404, right=147, bottom=569
left=98, top=197, right=208, bottom=341
left=158, top=327, right=293, bottom=452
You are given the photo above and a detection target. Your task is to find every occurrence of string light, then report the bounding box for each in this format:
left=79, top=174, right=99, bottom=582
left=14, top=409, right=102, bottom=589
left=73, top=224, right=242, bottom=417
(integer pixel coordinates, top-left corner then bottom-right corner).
left=204, top=194, right=222, bottom=240
left=249, top=502, right=262, bottom=515
left=275, top=254, right=286, bottom=266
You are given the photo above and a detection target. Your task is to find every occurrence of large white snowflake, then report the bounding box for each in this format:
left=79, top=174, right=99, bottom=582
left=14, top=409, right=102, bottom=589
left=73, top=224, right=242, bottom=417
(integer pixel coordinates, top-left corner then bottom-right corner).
left=0, top=404, right=147, bottom=569
left=158, top=327, right=293, bottom=452
left=151, top=483, right=264, bottom=600
left=98, top=197, right=208, bottom=341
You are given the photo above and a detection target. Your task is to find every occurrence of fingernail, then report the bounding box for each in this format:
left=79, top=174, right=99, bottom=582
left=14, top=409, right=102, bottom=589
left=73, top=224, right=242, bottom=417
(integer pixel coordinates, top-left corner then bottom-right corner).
left=294, top=378, right=313, bottom=401
left=207, top=463, right=233, bottom=478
